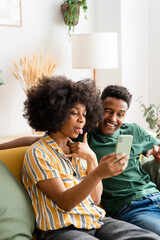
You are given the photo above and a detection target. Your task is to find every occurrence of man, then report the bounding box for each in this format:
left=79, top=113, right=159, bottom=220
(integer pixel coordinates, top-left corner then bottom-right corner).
left=68, top=85, right=160, bottom=236
left=1, top=85, right=160, bottom=236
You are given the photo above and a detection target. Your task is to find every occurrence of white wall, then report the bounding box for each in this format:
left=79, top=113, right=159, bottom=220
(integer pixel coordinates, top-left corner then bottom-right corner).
left=0, top=0, right=160, bottom=137
left=121, top=0, right=149, bottom=126
left=121, top=0, right=160, bottom=128
left=148, top=0, right=160, bottom=104
left=0, top=0, right=96, bottom=137
left=95, top=0, right=121, bottom=91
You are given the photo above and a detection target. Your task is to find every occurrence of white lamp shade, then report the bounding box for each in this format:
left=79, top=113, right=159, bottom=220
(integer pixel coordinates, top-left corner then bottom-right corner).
left=71, top=32, right=118, bottom=69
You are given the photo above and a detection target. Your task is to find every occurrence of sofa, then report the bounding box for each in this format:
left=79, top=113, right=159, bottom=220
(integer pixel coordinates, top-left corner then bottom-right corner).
left=0, top=146, right=37, bottom=240
left=0, top=143, right=160, bottom=240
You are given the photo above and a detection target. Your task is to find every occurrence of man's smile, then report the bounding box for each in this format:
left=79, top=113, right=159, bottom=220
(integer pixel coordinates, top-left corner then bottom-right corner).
left=103, top=120, right=117, bottom=129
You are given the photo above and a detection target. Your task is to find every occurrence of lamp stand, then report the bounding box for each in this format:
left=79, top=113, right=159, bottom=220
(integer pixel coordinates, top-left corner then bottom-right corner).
left=93, top=69, right=97, bottom=87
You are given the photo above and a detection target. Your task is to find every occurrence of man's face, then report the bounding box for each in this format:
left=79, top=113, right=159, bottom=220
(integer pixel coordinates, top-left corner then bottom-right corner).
left=98, top=97, right=128, bottom=136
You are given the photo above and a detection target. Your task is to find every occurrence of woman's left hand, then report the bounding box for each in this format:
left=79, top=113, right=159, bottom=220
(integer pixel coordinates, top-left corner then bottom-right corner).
left=66, top=133, right=97, bottom=162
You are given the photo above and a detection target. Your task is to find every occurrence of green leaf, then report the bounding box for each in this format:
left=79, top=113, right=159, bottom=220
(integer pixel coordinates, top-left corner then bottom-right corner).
left=69, top=23, right=72, bottom=31
left=141, top=103, right=146, bottom=109
left=83, top=6, right=87, bottom=11
left=0, top=69, right=4, bottom=85
left=150, top=104, right=156, bottom=108
left=147, top=106, right=153, bottom=111
left=149, top=109, right=155, bottom=115
left=63, top=12, right=68, bottom=19
left=156, top=128, right=160, bottom=133
left=62, top=0, right=87, bottom=37
left=149, top=119, right=156, bottom=129
left=70, top=15, right=74, bottom=23
left=0, top=77, right=4, bottom=85
left=156, top=133, right=160, bottom=139
left=143, top=109, right=148, bottom=117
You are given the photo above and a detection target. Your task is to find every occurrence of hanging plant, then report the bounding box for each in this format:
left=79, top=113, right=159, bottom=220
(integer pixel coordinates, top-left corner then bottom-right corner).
left=61, top=0, right=87, bottom=37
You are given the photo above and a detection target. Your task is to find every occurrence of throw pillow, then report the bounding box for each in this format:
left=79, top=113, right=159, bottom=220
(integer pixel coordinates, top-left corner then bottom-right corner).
left=140, top=155, right=160, bottom=191
left=0, top=160, right=35, bottom=240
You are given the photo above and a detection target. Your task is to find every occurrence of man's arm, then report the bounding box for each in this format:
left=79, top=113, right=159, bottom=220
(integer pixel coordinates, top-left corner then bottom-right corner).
left=0, top=136, right=41, bottom=150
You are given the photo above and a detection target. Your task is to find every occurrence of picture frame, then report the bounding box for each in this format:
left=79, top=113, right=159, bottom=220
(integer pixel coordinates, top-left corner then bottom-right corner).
left=0, top=0, right=22, bottom=27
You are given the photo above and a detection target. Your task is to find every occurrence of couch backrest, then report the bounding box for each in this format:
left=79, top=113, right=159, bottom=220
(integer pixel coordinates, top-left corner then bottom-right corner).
left=0, top=146, right=28, bottom=182
left=0, top=146, right=37, bottom=240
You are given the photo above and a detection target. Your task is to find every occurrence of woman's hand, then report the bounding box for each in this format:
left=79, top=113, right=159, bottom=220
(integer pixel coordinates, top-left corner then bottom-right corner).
left=66, top=133, right=97, bottom=163
left=66, top=133, right=102, bottom=205
left=96, top=153, right=128, bottom=179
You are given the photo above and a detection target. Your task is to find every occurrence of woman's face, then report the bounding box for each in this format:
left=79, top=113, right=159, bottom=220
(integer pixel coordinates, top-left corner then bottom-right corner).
left=60, top=103, right=86, bottom=138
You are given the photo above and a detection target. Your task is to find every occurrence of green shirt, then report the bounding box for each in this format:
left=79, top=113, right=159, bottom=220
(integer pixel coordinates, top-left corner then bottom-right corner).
left=76, top=123, right=159, bottom=215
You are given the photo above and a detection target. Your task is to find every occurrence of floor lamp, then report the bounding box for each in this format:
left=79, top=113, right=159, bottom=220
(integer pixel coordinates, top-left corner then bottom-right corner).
left=71, top=32, right=118, bottom=87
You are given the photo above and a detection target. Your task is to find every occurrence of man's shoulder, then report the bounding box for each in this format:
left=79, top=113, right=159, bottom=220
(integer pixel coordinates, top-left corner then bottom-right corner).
left=120, top=123, right=142, bottom=133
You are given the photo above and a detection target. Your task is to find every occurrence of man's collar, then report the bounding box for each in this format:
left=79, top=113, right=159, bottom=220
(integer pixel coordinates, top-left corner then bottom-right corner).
left=94, top=126, right=120, bottom=139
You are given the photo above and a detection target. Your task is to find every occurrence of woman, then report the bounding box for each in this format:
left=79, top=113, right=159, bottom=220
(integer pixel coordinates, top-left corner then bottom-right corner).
left=21, top=76, right=160, bottom=240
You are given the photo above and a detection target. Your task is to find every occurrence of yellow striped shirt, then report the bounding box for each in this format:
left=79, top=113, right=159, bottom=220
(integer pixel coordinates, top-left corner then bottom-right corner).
left=22, top=134, right=105, bottom=231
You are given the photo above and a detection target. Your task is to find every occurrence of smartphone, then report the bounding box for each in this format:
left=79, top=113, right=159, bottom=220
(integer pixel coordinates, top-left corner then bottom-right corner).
left=115, top=135, right=133, bottom=164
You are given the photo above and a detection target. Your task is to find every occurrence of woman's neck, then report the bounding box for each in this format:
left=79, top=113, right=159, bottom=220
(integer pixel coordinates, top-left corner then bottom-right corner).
left=49, top=132, right=71, bottom=154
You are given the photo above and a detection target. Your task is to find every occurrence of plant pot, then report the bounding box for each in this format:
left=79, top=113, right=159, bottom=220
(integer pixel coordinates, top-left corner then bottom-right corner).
left=61, top=2, right=80, bottom=26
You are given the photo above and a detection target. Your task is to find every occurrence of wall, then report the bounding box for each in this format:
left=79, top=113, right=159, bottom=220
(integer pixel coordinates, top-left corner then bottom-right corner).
left=148, top=0, right=160, bottom=104
left=95, top=0, right=160, bottom=129
left=0, top=0, right=96, bottom=137
left=121, top=0, right=149, bottom=126
left=0, top=0, right=160, bottom=137
left=95, top=0, right=121, bottom=91
left=121, top=0, right=160, bottom=128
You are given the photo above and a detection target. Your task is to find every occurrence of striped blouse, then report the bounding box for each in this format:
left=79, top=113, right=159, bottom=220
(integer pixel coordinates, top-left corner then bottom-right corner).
left=22, top=134, right=106, bottom=231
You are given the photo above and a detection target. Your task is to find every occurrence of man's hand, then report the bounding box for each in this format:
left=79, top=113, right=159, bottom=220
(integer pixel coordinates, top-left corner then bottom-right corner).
left=146, top=145, right=160, bottom=163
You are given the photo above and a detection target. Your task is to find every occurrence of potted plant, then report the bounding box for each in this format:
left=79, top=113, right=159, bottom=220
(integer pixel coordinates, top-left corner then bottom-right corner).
left=138, top=96, right=160, bottom=139
left=61, top=0, right=87, bottom=37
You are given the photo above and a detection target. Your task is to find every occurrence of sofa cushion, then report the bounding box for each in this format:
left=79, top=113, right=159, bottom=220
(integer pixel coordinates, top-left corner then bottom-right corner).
left=0, top=160, right=35, bottom=240
left=140, top=154, right=160, bottom=191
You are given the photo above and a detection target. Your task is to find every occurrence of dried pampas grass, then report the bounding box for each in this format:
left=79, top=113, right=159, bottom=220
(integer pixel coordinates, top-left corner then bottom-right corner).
left=12, top=53, right=57, bottom=95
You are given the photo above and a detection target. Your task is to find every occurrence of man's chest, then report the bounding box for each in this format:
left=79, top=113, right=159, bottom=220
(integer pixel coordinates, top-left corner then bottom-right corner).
left=89, top=139, right=117, bottom=162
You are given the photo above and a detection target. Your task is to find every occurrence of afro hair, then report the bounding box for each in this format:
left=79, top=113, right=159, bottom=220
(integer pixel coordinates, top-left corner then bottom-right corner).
left=23, top=76, right=103, bottom=133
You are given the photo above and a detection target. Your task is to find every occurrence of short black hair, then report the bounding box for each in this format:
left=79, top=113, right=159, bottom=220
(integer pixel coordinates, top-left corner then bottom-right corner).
left=101, top=85, right=132, bottom=108
left=23, top=76, right=103, bottom=133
